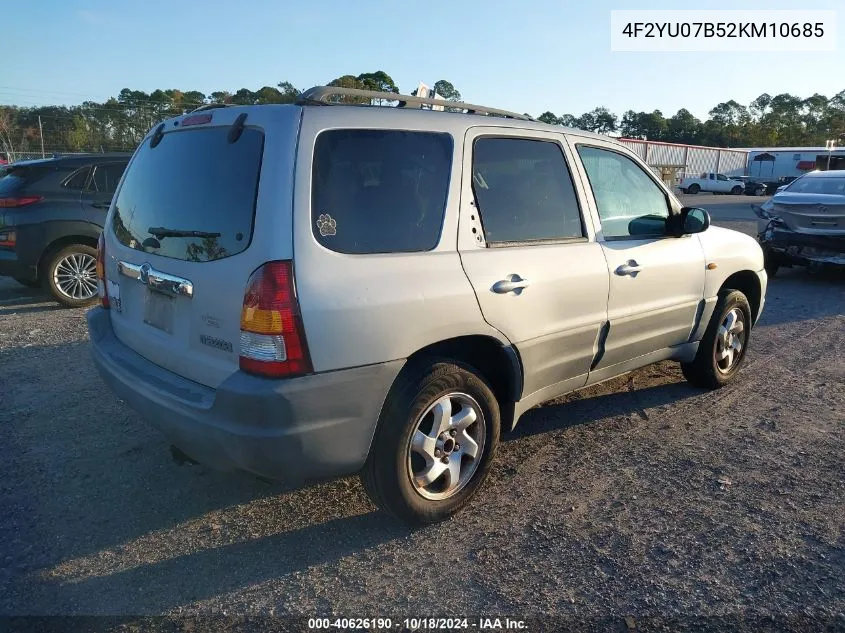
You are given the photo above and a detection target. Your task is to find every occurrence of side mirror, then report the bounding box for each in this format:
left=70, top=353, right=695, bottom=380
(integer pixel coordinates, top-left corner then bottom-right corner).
left=677, top=207, right=710, bottom=235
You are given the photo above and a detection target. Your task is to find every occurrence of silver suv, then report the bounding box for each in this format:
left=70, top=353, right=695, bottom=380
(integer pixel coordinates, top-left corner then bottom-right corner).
left=88, top=86, right=767, bottom=524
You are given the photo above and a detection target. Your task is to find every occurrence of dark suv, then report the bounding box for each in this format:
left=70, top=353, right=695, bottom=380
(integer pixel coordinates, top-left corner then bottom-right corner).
left=0, top=153, right=130, bottom=306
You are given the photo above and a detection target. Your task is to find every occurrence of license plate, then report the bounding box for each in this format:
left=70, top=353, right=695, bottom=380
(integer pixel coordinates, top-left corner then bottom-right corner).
left=143, top=291, right=174, bottom=333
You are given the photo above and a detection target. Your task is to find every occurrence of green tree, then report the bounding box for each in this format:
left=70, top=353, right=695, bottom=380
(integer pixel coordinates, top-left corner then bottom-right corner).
left=538, top=111, right=559, bottom=125
left=578, top=107, right=617, bottom=134
left=666, top=108, right=701, bottom=144
left=356, top=71, right=399, bottom=94
left=433, top=80, right=461, bottom=101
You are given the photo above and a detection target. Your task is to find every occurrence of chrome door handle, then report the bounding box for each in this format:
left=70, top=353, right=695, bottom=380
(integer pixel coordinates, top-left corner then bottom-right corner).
left=491, top=274, right=529, bottom=294
left=615, top=260, right=642, bottom=277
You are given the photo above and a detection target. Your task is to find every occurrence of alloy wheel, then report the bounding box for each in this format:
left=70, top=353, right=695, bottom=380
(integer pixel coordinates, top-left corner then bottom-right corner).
left=53, top=252, right=98, bottom=301
left=715, top=308, right=746, bottom=373
left=406, top=392, right=486, bottom=501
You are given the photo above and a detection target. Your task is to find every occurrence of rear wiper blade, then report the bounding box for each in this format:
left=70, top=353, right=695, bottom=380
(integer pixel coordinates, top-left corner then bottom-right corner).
left=147, top=227, right=221, bottom=239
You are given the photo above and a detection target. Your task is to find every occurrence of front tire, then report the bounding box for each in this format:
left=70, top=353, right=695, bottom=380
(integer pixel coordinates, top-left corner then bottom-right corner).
left=681, top=290, right=752, bottom=389
left=43, top=244, right=99, bottom=308
left=732, top=185, right=744, bottom=195
left=688, top=184, right=700, bottom=194
left=361, top=360, right=500, bottom=525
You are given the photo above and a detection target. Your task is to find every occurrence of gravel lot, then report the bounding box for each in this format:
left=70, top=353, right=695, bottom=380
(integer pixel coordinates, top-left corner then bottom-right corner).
left=1, top=200, right=843, bottom=632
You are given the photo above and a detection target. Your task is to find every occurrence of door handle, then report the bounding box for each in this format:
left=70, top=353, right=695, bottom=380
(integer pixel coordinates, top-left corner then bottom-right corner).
left=615, top=260, right=642, bottom=277
left=492, top=274, right=529, bottom=294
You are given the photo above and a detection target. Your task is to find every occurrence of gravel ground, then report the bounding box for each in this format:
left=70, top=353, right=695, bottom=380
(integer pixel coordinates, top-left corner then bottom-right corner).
left=0, top=211, right=843, bottom=632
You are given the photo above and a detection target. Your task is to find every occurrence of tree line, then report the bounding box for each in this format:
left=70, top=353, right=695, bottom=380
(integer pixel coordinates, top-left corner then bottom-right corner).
left=1, top=70, right=843, bottom=159
left=541, top=91, right=845, bottom=147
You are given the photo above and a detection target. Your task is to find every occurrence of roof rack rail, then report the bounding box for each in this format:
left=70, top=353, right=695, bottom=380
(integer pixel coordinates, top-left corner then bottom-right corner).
left=297, top=86, right=534, bottom=121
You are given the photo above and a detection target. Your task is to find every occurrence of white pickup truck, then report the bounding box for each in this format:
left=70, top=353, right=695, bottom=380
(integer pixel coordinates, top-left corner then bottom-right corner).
left=679, top=172, right=746, bottom=195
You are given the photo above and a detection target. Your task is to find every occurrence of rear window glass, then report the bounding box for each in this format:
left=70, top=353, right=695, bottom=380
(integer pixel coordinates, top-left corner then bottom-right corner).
left=785, top=175, right=845, bottom=195
left=311, top=129, right=452, bottom=254
left=111, top=127, right=264, bottom=262
left=0, top=164, right=52, bottom=196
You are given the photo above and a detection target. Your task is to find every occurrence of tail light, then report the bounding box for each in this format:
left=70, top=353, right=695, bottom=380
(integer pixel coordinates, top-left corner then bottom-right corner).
left=96, top=232, right=110, bottom=309
left=0, top=196, right=43, bottom=208
left=0, top=230, right=15, bottom=248
left=239, top=261, right=312, bottom=378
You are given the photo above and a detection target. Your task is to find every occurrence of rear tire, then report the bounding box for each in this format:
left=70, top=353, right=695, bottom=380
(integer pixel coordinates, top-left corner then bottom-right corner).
left=361, top=360, right=500, bottom=525
left=681, top=290, right=752, bottom=389
left=688, top=184, right=700, bottom=194
left=43, top=244, right=99, bottom=308
left=762, top=245, right=781, bottom=277
left=754, top=185, right=766, bottom=196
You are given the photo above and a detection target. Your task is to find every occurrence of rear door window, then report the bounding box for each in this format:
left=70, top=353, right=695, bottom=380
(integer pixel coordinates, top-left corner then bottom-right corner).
left=111, top=127, right=264, bottom=262
left=471, top=137, right=584, bottom=243
left=311, top=129, right=452, bottom=254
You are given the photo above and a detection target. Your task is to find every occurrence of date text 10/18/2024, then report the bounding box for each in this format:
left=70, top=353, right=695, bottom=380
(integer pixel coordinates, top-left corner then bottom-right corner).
left=307, top=617, right=528, bottom=630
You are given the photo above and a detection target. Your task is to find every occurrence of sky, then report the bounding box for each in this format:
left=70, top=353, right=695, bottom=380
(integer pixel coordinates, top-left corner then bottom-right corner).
left=2, top=0, right=843, bottom=120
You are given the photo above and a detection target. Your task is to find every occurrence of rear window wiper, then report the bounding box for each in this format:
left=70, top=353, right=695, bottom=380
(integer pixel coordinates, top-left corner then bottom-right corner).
left=147, top=227, right=222, bottom=239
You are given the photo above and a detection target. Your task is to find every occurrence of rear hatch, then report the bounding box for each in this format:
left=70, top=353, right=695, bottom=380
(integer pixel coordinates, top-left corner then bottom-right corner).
left=0, top=160, right=54, bottom=206
left=102, top=106, right=301, bottom=388
left=772, top=176, right=845, bottom=235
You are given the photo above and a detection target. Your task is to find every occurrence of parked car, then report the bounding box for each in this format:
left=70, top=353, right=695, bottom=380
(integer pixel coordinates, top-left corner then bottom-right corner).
left=753, top=170, right=845, bottom=275
left=0, top=153, right=130, bottom=306
left=731, top=176, right=769, bottom=197
left=679, top=172, right=746, bottom=195
left=87, top=87, right=767, bottom=524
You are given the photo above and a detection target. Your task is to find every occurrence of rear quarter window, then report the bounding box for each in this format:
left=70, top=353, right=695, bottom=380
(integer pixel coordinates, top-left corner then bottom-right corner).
left=311, top=129, right=453, bottom=254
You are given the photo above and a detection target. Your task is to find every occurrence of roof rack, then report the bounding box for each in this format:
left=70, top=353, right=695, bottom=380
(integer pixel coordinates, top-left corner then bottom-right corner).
left=297, top=86, right=534, bottom=121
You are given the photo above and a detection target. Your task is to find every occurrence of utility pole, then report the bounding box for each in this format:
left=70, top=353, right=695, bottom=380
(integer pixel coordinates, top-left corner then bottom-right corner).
left=38, top=115, right=45, bottom=158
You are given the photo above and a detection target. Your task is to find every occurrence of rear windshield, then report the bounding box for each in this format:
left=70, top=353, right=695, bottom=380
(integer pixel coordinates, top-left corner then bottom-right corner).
left=785, top=175, right=845, bottom=195
left=111, top=126, right=264, bottom=262
left=0, top=164, right=53, bottom=196
left=311, top=129, right=452, bottom=254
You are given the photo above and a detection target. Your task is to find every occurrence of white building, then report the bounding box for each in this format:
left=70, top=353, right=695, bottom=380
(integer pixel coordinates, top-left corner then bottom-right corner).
left=617, top=138, right=749, bottom=183
left=739, top=147, right=845, bottom=181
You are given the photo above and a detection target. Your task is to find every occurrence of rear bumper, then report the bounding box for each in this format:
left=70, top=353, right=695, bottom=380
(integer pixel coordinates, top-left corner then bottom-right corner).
left=759, top=225, right=845, bottom=266
left=0, top=222, right=46, bottom=281
left=0, top=250, right=36, bottom=281
left=87, top=307, right=403, bottom=482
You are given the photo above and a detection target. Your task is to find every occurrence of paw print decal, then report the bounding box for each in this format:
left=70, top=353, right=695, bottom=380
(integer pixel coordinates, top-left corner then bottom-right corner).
left=316, top=213, right=337, bottom=237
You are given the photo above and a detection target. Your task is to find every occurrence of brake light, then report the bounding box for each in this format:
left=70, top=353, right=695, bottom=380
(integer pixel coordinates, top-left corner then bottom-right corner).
left=181, top=114, right=212, bottom=127
left=0, top=230, right=15, bottom=248
left=0, top=196, right=43, bottom=208
left=96, top=233, right=109, bottom=309
left=239, top=261, right=312, bottom=378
